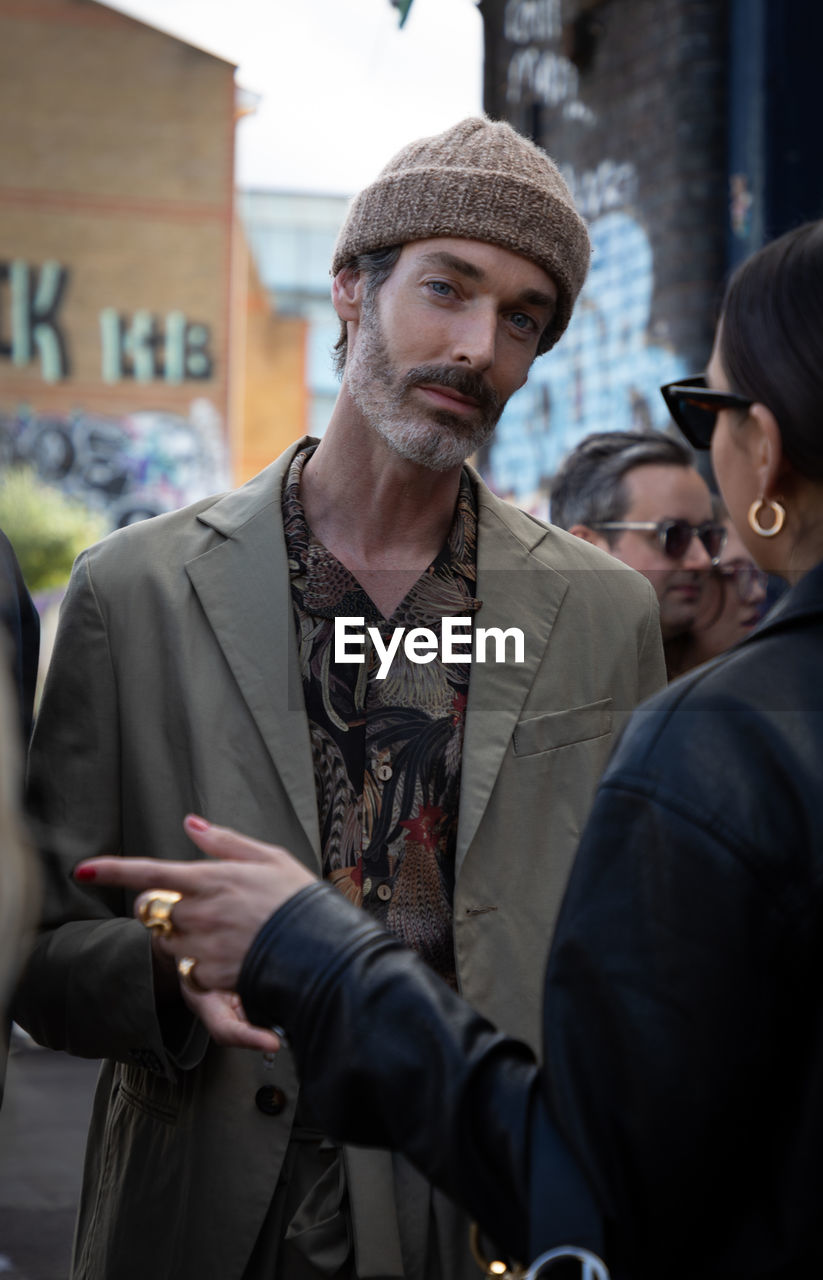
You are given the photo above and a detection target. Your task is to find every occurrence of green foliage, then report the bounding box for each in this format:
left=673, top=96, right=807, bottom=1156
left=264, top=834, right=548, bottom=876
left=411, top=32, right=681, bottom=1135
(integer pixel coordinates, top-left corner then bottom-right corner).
left=0, top=467, right=108, bottom=593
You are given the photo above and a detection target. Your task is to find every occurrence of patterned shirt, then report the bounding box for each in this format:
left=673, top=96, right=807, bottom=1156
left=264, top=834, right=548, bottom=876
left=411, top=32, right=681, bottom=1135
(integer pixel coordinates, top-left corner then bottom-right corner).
left=282, top=446, right=480, bottom=988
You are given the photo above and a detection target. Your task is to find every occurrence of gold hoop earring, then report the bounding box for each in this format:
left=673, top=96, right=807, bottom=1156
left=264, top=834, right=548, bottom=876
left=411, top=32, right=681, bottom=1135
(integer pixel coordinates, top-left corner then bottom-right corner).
left=747, top=497, right=786, bottom=538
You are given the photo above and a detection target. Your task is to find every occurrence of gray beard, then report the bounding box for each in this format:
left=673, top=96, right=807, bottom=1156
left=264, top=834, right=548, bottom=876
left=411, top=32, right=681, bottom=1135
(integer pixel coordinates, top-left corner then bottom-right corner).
left=346, top=301, right=503, bottom=472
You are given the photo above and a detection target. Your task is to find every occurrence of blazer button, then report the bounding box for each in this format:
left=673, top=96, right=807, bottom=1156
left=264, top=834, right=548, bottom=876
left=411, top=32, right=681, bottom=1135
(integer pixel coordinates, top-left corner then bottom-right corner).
left=376, top=883, right=392, bottom=902
left=255, top=1085, right=287, bottom=1116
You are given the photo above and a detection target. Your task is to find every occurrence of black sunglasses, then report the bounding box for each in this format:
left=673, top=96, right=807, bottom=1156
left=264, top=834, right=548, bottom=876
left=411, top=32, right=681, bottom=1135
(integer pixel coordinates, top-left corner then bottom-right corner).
left=590, top=518, right=727, bottom=563
left=716, top=563, right=768, bottom=604
left=660, top=376, right=754, bottom=450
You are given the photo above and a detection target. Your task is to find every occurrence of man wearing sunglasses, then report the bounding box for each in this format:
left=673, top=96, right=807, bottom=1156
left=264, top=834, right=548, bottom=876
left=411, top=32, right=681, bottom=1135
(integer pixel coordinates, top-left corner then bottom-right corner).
left=551, top=431, right=722, bottom=669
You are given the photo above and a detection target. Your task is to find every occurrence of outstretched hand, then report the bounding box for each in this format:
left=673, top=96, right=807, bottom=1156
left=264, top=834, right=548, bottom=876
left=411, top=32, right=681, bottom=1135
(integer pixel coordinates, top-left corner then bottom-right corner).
left=74, top=816, right=317, bottom=1014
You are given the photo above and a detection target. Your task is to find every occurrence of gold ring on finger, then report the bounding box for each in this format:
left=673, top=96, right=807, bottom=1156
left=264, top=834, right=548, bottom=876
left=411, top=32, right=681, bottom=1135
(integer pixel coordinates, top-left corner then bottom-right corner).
left=137, top=890, right=182, bottom=939
left=177, top=955, right=206, bottom=993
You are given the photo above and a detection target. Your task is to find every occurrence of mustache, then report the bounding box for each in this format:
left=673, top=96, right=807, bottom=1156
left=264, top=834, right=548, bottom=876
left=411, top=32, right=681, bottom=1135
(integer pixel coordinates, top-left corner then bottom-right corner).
left=402, top=364, right=501, bottom=415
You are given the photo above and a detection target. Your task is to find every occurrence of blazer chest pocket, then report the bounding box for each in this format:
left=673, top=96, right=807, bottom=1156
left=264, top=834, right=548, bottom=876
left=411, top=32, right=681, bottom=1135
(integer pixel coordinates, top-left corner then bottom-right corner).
left=513, top=698, right=613, bottom=758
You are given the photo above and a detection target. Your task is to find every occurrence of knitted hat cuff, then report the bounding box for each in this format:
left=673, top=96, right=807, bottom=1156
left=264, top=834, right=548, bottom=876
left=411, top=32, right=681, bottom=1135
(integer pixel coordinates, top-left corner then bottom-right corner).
left=333, top=167, right=589, bottom=351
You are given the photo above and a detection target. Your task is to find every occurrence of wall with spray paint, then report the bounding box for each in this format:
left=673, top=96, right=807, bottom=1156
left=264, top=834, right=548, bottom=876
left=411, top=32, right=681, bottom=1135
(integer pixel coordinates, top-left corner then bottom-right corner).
left=0, top=401, right=227, bottom=528
left=488, top=211, right=687, bottom=506
left=478, top=0, right=729, bottom=513
left=0, top=1, right=236, bottom=530
left=0, top=254, right=228, bottom=526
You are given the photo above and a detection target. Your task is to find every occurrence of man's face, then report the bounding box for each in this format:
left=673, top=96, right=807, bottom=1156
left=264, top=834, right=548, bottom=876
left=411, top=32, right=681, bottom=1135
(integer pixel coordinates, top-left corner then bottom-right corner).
left=344, top=237, right=558, bottom=471
left=604, top=463, right=715, bottom=639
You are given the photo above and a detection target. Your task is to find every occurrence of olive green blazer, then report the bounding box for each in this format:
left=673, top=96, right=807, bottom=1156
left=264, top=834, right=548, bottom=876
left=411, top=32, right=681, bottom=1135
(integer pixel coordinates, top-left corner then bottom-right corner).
left=16, top=438, right=664, bottom=1279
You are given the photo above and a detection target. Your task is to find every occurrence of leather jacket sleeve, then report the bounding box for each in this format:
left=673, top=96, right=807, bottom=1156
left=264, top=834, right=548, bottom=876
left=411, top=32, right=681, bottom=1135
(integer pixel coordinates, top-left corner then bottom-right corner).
left=237, top=657, right=816, bottom=1278
left=239, top=882, right=549, bottom=1260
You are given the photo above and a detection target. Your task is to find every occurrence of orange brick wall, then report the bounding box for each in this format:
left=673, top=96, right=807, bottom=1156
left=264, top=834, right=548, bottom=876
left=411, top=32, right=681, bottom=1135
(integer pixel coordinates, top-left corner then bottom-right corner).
left=233, top=228, right=308, bottom=485
left=0, top=0, right=237, bottom=524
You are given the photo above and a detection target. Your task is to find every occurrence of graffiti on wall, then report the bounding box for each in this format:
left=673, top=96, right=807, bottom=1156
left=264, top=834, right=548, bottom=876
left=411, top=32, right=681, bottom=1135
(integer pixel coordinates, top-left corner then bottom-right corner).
left=100, top=309, right=213, bottom=383
left=481, top=2, right=689, bottom=512
left=0, top=399, right=229, bottom=528
left=0, top=260, right=214, bottom=385
left=482, top=211, right=688, bottom=514
left=0, top=261, right=70, bottom=383
left=560, top=159, right=638, bottom=221
left=1, top=258, right=225, bottom=525
left=504, top=0, right=561, bottom=41
left=504, top=0, right=596, bottom=123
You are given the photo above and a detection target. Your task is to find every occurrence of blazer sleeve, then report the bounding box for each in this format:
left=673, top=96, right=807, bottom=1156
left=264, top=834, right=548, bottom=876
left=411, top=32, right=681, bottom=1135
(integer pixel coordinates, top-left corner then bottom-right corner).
left=636, top=579, right=667, bottom=702
left=14, top=552, right=199, bottom=1077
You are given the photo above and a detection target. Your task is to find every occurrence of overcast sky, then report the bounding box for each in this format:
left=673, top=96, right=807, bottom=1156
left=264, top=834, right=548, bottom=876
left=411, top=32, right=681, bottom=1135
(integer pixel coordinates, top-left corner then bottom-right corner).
left=107, top=0, right=484, bottom=195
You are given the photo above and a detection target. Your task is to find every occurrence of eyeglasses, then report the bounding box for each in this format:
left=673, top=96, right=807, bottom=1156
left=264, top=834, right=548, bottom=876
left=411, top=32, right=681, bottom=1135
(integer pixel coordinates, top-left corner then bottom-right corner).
left=716, top=563, right=768, bottom=603
left=660, top=376, right=754, bottom=450
left=590, top=519, right=727, bottom=563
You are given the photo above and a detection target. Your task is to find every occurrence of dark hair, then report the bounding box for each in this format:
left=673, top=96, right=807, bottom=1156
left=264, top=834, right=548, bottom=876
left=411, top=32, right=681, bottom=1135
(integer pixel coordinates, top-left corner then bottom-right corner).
left=550, top=430, right=693, bottom=536
left=720, top=220, right=823, bottom=479
left=331, top=245, right=403, bottom=377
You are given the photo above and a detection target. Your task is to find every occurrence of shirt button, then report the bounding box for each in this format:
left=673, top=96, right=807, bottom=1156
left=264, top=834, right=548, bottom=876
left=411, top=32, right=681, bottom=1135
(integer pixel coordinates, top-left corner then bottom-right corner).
left=376, top=764, right=393, bottom=782
left=255, top=1086, right=287, bottom=1116
left=362, top=877, right=373, bottom=896
left=376, top=883, right=392, bottom=902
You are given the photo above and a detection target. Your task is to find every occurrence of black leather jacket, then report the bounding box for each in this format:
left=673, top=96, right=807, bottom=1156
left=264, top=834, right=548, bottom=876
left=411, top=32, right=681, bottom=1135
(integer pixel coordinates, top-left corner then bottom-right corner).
left=239, top=560, right=823, bottom=1280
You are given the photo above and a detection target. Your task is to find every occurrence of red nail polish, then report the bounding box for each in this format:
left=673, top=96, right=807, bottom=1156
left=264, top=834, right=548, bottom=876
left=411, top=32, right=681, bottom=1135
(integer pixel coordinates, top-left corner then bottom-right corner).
left=185, top=815, right=210, bottom=832
left=74, top=865, right=97, bottom=882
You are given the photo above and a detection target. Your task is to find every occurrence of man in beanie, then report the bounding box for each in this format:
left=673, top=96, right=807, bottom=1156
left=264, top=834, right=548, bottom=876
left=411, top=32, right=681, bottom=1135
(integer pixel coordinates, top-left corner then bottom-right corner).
left=15, top=118, right=664, bottom=1279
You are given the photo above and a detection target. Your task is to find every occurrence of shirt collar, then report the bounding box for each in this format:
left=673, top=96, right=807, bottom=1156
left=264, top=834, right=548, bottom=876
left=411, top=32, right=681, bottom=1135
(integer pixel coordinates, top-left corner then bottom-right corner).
left=282, top=445, right=479, bottom=621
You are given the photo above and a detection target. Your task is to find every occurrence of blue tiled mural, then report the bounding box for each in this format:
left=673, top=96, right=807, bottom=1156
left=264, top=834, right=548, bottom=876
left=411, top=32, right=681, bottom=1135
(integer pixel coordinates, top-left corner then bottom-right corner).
left=482, top=210, right=688, bottom=514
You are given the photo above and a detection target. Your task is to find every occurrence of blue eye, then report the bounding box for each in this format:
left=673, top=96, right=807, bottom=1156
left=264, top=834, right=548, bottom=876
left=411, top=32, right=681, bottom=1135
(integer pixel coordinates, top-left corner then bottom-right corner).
left=428, top=280, right=453, bottom=296
left=510, top=312, right=536, bottom=332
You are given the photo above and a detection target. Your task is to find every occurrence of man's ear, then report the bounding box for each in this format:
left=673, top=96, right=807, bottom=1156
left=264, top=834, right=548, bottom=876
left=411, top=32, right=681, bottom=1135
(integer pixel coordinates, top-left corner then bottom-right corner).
left=568, top=523, right=611, bottom=552
left=331, top=265, right=362, bottom=323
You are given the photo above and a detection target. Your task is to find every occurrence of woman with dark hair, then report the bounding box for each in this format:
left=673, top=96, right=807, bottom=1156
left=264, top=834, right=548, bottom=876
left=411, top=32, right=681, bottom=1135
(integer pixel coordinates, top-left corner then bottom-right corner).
left=75, top=220, right=823, bottom=1280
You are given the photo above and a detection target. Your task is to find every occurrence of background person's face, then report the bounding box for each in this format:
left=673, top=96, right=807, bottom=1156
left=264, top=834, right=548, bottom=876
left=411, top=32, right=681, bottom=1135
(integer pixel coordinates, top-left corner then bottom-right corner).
left=693, top=522, right=768, bottom=659
left=608, top=463, right=715, bottom=639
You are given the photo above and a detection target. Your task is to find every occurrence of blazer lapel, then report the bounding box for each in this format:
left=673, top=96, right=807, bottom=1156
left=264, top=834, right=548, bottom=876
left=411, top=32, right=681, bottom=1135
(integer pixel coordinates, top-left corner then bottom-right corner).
left=456, top=484, right=568, bottom=874
left=185, top=441, right=321, bottom=861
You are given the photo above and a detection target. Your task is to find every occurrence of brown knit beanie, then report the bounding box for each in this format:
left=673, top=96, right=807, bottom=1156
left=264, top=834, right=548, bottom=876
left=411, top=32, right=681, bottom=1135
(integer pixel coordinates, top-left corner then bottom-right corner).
left=331, top=116, right=590, bottom=353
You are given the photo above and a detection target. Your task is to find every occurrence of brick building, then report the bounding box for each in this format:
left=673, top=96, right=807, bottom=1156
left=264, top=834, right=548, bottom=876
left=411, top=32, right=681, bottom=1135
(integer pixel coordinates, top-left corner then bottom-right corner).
left=0, top=0, right=307, bottom=525
left=238, top=190, right=351, bottom=447
left=476, top=0, right=823, bottom=513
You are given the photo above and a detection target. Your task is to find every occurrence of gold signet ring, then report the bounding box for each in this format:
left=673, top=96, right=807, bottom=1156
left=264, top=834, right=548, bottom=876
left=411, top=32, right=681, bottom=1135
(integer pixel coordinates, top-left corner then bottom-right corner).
left=177, top=955, right=205, bottom=993
left=137, top=890, right=182, bottom=938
